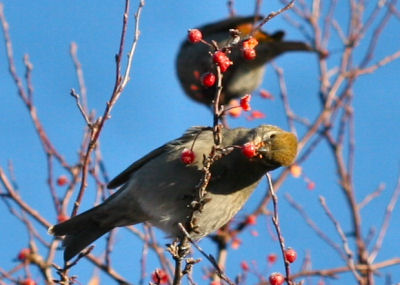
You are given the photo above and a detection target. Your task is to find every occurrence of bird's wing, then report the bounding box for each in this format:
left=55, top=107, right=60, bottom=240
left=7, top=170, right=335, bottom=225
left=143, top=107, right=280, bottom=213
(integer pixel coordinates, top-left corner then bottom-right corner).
left=199, top=15, right=286, bottom=41
left=168, top=126, right=212, bottom=148
left=199, top=15, right=259, bottom=35
left=107, top=145, right=167, bottom=189
left=107, top=126, right=210, bottom=189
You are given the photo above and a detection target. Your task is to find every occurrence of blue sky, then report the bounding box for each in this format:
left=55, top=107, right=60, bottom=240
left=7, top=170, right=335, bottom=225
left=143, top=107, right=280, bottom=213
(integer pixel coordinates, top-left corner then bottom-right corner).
left=1, top=1, right=399, bottom=284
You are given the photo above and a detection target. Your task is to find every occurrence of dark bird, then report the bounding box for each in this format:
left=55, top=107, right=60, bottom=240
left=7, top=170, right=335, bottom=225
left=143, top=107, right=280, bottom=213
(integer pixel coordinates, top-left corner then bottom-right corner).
left=176, top=15, right=314, bottom=106
left=49, top=125, right=298, bottom=261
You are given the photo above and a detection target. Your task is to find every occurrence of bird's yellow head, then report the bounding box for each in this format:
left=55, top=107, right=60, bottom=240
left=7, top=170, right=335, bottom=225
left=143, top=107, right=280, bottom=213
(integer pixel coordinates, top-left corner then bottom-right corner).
left=252, top=126, right=298, bottom=167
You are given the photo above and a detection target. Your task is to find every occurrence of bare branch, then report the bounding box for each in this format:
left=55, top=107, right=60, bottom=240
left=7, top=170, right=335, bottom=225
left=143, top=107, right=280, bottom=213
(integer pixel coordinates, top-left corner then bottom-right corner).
left=285, top=193, right=347, bottom=260
left=319, top=196, right=362, bottom=281
left=266, top=173, right=293, bottom=285
left=369, top=174, right=400, bottom=263
left=178, top=223, right=235, bottom=285
left=252, top=1, right=295, bottom=33
left=71, top=0, right=145, bottom=216
left=70, top=42, right=88, bottom=113
left=359, top=183, right=386, bottom=209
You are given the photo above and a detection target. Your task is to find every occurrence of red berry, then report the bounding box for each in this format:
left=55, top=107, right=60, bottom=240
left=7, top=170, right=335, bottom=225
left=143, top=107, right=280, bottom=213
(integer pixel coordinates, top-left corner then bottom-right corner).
left=213, top=51, right=233, bottom=72
left=245, top=214, right=257, bottom=225
left=242, top=48, right=256, bottom=60
left=284, top=248, right=297, bottom=263
left=260, top=89, right=274, bottom=99
left=151, top=268, right=169, bottom=284
left=240, top=94, right=251, bottom=111
left=307, top=181, right=316, bottom=190
left=242, top=37, right=259, bottom=49
left=201, top=72, right=216, bottom=87
left=213, top=51, right=227, bottom=64
left=250, top=229, right=259, bottom=237
left=17, top=248, right=31, bottom=261
left=218, top=59, right=233, bottom=72
left=269, top=272, right=285, bottom=285
left=240, top=260, right=250, bottom=271
left=57, top=214, right=69, bottom=223
left=21, top=279, right=36, bottom=285
left=242, top=142, right=257, bottom=158
left=56, top=175, right=68, bottom=186
left=227, top=100, right=242, bottom=118
left=290, top=164, right=302, bottom=178
left=231, top=238, right=242, bottom=249
left=246, top=110, right=266, bottom=121
left=181, top=148, right=195, bottom=164
left=188, top=29, right=202, bottom=43
left=267, top=253, right=278, bottom=264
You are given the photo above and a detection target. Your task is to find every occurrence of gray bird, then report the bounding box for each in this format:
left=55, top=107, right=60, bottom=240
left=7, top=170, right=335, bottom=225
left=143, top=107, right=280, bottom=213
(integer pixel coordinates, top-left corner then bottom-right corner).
left=49, top=125, right=298, bottom=261
left=176, top=15, right=314, bottom=106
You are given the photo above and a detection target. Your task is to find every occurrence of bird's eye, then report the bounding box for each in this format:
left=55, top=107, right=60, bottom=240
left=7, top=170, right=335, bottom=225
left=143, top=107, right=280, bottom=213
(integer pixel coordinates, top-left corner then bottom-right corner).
left=269, top=133, right=276, bottom=139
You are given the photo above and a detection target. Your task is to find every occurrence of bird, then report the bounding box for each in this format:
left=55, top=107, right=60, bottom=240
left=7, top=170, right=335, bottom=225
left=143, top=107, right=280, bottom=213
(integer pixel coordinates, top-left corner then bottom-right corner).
left=176, top=15, right=314, bottom=106
left=49, top=125, right=298, bottom=262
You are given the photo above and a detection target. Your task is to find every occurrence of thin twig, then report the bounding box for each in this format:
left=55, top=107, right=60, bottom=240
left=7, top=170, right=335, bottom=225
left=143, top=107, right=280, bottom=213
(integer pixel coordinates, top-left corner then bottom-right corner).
left=266, top=173, right=292, bottom=285
left=70, top=42, right=88, bottom=113
left=252, top=1, right=295, bottom=33
left=272, top=63, right=296, bottom=134
left=0, top=168, right=51, bottom=228
left=285, top=193, right=347, bottom=260
left=288, top=257, right=400, bottom=281
left=319, top=196, right=362, bottom=281
left=70, top=89, right=91, bottom=126
left=178, top=224, right=235, bottom=285
left=358, top=183, right=386, bottom=209
left=368, top=173, right=400, bottom=263
left=0, top=5, right=70, bottom=168
left=227, top=0, right=236, bottom=16
left=71, top=0, right=144, bottom=216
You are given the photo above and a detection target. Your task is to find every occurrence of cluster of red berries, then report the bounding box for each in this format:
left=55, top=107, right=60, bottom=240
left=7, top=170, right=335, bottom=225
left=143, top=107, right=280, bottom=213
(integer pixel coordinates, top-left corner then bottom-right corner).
left=266, top=248, right=297, bottom=285
left=213, top=51, right=233, bottom=73
left=241, top=37, right=258, bottom=60
left=188, top=29, right=259, bottom=90
left=182, top=137, right=263, bottom=165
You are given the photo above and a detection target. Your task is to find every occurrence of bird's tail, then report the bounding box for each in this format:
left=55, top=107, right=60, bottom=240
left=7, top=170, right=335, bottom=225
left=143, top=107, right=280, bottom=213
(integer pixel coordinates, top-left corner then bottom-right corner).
left=49, top=204, right=114, bottom=262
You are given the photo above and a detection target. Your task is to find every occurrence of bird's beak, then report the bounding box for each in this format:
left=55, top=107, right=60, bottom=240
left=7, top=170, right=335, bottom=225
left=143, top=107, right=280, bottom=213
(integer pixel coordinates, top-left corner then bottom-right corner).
left=257, top=145, right=269, bottom=157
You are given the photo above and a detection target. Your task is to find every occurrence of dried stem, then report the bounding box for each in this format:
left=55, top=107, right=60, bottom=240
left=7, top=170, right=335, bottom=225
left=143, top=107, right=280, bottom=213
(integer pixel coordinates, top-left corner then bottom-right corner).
left=70, top=42, right=88, bottom=113
left=319, top=196, right=362, bottom=282
left=178, top=224, right=235, bottom=285
left=266, top=173, right=292, bottom=285
left=368, top=173, right=400, bottom=263
left=71, top=0, right=144, bottom=216
left=252, top=1, right=295, bottom=33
